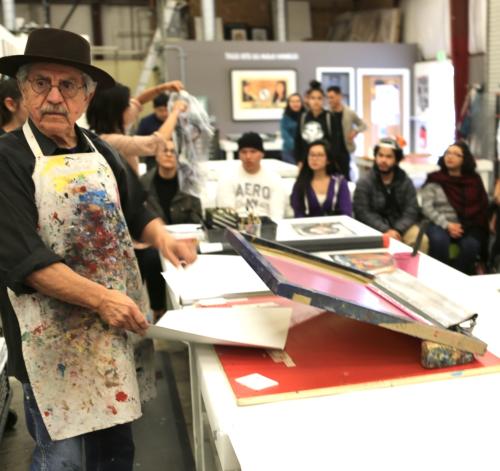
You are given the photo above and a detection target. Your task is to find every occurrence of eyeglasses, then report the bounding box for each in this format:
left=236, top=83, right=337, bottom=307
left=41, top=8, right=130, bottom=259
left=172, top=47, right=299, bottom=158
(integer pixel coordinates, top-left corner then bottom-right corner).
left=27, top=77, right=85, bottom=99
left=160, top=148, right=177, bottom=156
left=445, top=150, right=464, bottom=158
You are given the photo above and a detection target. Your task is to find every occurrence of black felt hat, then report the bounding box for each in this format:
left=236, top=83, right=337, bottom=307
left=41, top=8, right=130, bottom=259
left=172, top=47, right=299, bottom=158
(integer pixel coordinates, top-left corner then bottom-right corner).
left=0, top=28, right=115, bottom=89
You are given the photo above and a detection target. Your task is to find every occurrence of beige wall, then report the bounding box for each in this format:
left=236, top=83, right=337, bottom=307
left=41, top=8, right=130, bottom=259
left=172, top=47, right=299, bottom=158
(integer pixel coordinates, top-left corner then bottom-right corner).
left=94, top=59, right=158, bottom=116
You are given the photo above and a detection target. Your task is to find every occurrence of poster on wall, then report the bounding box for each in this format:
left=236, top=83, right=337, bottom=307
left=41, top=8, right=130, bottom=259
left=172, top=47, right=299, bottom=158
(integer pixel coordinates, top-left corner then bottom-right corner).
left=230, top=69, right=297, bottom=121
left=356, top=68, right=410, bottom=156
left=315, top=67, right=355, bottom=108
left=414, top=61, right=455, bottom=159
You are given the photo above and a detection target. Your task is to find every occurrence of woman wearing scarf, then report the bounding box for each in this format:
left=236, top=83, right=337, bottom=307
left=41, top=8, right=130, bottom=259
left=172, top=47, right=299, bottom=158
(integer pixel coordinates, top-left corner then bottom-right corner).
left=421, top=141, right=489, bottom=274
left=280, top=92, right=304, bottom=164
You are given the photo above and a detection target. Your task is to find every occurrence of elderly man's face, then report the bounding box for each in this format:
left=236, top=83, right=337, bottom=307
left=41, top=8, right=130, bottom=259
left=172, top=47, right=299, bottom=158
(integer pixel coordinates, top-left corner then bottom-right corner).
left=21, top=62, right=93, bottom=140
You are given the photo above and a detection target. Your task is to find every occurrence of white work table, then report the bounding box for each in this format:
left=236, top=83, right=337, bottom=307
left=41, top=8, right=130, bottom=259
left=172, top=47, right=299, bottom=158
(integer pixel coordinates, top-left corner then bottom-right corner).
left=168, top=217, right=500, bottom=471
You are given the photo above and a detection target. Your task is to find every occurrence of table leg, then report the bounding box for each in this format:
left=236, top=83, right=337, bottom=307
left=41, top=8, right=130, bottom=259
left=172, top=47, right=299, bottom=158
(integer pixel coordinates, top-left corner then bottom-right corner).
left=189, top=343, right=205, bottom=470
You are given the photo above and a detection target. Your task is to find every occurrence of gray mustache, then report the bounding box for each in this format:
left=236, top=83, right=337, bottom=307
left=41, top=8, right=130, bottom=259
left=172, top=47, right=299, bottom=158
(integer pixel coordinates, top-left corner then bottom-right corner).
left=41, top=106, right=68, bottom=116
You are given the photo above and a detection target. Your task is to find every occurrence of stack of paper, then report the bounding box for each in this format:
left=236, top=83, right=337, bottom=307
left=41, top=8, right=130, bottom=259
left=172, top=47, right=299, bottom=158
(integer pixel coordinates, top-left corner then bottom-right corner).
left=147, top=306, right=292, bottom=349
left=163, top=255, right=270, bottom=305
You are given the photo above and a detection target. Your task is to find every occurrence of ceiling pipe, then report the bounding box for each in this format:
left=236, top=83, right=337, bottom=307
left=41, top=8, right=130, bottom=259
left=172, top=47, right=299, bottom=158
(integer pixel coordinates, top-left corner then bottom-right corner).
left=201, top=0, right=215, bottom=41
left=275, top=0, right=287, bottom=42
left=2, top=0, right=16, bottom=31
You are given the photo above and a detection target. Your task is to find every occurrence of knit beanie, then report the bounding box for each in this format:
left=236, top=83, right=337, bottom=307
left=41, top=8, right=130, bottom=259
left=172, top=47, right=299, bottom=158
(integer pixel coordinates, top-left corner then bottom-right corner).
left=237, top=132, right=264, bottom=152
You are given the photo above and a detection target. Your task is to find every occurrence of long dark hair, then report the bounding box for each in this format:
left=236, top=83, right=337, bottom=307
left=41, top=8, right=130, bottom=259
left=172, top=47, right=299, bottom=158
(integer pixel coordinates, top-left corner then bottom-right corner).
left=438, top=141, right=476, bottom=175
left=284, top=93, right=304, bottom=120
left=0, top=78, right=22, bottom=128
left=294, top=140, right=339, bottom=199
left=86, top=82, right=130, bottom=134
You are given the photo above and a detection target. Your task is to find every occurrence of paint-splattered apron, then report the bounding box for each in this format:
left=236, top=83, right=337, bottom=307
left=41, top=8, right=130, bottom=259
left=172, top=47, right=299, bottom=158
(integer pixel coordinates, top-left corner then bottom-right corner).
left=8, top=122, right=154, bottom=440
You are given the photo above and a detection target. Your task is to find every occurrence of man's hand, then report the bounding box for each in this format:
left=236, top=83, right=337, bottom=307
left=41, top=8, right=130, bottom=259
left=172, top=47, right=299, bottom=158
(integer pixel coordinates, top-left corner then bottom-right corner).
left=447, top=222, right=463, bottom=239
left=96, top=289, right=148, bottom=335
left=162, top=80, right=184, bottom=93
left=384, top=229, right=401, bottom=241
left=172, top=100, right=188, bottom=114
left=156, top=231, right=197, bottom=268
left=348, top=130, right=358, bottom=141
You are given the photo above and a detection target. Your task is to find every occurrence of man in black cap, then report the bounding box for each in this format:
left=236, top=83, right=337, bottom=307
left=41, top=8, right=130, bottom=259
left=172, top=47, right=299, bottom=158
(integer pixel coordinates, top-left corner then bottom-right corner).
left=215, top=132, right=285, bottom=219
left=353, top=137, right=428, bottom=252
left=0, top=28, right=196, bottom=470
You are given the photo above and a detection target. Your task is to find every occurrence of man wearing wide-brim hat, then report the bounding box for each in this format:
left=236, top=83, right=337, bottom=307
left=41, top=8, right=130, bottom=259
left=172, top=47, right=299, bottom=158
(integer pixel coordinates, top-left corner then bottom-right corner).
left=0, top=28, right=196, bottom=470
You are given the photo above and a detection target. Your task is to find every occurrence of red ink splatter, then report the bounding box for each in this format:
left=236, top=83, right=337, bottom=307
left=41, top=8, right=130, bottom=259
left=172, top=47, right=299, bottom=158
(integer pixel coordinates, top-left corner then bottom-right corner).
left=52, top=212, right=63, bottom=224
left=33, top=324, right=44, bottom=335
left=107, top=405, right=117, bottom=415
left=44, top=410, right=50, bottom=417
left=115, top=391, right=128, bottom=402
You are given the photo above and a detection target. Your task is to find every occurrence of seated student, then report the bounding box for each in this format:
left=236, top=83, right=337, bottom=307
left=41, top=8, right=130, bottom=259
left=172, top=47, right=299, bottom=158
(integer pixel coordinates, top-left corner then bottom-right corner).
left=489, top=178, right=500, bottom=271
left=353, top=138, right=429, bottom=252
left=0, top=78, right=27, bottom=134
left=421, top=141, right=488, bottom=275
left=216, top=132, right=285, bottom=220
left=290, top=139, right=352, bottom=217
left=86, top=80, right=184, bottom=174
left=141, top=139, right=203, bottom=225
left=137, top=139, right=203, bottom=320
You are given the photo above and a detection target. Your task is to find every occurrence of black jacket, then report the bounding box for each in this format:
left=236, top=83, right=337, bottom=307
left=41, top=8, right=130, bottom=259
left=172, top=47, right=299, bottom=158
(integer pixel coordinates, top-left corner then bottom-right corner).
left=353, top=166, right=420, bottom=234
left=140, top=168, right=203, bottom=225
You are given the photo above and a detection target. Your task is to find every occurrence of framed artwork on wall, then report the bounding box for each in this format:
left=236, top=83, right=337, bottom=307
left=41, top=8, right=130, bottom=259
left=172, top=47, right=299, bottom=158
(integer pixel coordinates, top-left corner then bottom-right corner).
left=224, top=23, right=249, bottom=41
left=230, top=69, right=298, bottom=121
left=251, top=27, right=269, bottom=41
left=356, top=68, right=410, bottom=156
left=315, top=67, right=355, bottom=108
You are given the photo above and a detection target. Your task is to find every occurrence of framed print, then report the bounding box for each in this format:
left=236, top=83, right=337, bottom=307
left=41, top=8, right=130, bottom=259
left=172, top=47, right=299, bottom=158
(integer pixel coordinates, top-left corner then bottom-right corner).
left=231, top=28, right=248, bottom=41
left=230, top=69, right=297, bottom=121
left=251, top=27, right=269, bottom=41
left=315, top=67, right=355, bottom=108
left=275, top=215, right=379, bottom=242
left=356, top=68, right=410, bottom=156
left=224, top=23, right=248, bottom=41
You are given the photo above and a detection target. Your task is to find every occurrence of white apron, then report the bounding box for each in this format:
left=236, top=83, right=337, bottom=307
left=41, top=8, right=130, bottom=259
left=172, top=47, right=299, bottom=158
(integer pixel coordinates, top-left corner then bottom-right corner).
left=8, top=123, right=154, bottom=440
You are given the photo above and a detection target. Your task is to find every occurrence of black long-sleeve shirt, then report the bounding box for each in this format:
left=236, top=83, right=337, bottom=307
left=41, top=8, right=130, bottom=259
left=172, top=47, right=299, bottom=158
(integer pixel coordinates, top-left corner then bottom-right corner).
left=0, top=120, right=157, bottom=381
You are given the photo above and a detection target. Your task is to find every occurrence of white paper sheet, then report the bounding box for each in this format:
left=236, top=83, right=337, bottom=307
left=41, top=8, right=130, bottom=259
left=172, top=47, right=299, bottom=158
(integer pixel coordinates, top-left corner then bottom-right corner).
left=146, top=306, right=292, bottom=349
left=163, top=255, right=270, bottom=305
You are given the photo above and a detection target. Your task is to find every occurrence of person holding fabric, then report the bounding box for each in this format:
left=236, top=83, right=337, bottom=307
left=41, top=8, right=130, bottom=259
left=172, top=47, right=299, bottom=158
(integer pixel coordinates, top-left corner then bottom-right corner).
left=86, top=79, right=184, bottom=174
left=280, top=93, right=304, bottom=164
left=0, top=28, right=196, bottom=470
left=138, top=138, right=203, bottom=320
left=353, top=137, right=429, bottom=252
left=136, top=92, right=170, bottom=170
left=290, top=139, right=352, bottom=217
left=0, top=77, right=28, bottom=134
left=294, top=80, right=333, bottom=166
left=421, top=141, right=489, bottom=274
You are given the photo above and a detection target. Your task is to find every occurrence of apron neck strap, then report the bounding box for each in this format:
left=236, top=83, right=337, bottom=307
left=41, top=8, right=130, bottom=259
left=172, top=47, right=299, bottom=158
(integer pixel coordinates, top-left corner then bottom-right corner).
left=22, top=121, right=97, bottom=158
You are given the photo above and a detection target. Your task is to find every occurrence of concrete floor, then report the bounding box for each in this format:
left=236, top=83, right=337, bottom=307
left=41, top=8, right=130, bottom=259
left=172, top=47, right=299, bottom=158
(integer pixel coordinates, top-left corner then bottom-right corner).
left=0, top=340, right=194, bottom=471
